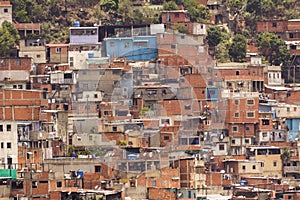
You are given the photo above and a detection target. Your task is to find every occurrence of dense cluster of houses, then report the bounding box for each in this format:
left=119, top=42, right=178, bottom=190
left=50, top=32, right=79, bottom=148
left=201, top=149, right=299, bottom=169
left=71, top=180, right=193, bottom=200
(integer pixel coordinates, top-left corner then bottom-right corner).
left=0, top=1, right=300, bottom=200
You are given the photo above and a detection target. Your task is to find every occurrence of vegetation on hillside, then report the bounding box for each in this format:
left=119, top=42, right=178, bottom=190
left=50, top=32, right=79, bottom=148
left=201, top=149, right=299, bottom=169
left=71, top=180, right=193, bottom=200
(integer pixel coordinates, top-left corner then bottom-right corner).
left=0, top=21, right=19, bottom=57
left=3, top=0, right=299, bottom=66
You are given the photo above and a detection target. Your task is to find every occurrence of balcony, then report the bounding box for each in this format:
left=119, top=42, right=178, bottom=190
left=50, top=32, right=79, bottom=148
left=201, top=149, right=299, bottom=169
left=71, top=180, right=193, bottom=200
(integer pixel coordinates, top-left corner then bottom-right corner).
left=284, top=166, right=300, bottom=174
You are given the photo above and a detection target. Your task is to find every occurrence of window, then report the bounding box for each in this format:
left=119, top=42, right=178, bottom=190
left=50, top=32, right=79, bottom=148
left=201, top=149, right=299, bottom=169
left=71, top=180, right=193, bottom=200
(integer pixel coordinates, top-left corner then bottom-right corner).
left=290, top=44, right=296, bottom=50
left=252, top=165, right=256, bottom=170
left=94, top=94, right=98, bottom=98
left=262, top=132, right=268, bottom=137
left=7, top=124, right=11, bottom=131
left=175, top=13, right=179, bottom=18
left=32, top=181, right=37, bottom=188
left=231, top=139, right=235, bottom=144
left=245, top=139, right=250, bottom=144
left=247, top=99, right=254, bottom=105
left=234, top=100, right=239, bottom=105
left=112, top=69, right=120, bottom=75
left=109, top=42, right=115, bottom=47
left=83, top=83, right=88, bottom=89
left=7, top=142, right=11, bottom=148
left=232, top=126, right=238, bottom=132
left=56, top=48, right=62, bottom=53
left=184, top=105, right=191, bottom=110
left=287, top=107, right=290, bottom=112
left=245, top=126, right=250, bottom=131
left=4, top=8, right=8, bottom=13
left=152, top=180, right=156, bottom=187
left=36, top=54, right=41, bottom=58
left=16, top=60, right=21, bottom=66
left=164, top=136, right=170, bottom=140
left=99, top=69, right=105, bottom=75
left=1, top=142, right=3, bottom=148
left=134, top=41, right=148, bottom=47
left=289, top=33, right=294, bottom=38
left=262, top=119, right=269, bottom=125
left=1, top=60, right=5, bottom=66
left=236, top=71, right=240, bottom=75
left=247, top=112, right=255, bottom=118
left=261, top=162, right=264, bottom=167
left=89, top=135, right=92, bottom=141
left=70, top=57, right=74, bottom=67
left=112, top=126, right=117, bottom=131
left=242, top=165, right=246, bottom=170
left=171, top=44, right=176, bottom=49
left=234, top=112, right=239, bottom=118
left=219, top=144, right=225, bottom=151
left=0, top=125, right=3, bottom=132
left=104, top=111, right=109, bottom=116
left=272, top=22, right=277, bottom=27
left=56, top=181, right=62, bottom=188
left=124, top=42, right=130, bottom=48
left=95, top=166, right=101, bottom=172
left=273, top=161, right=277, bottom=167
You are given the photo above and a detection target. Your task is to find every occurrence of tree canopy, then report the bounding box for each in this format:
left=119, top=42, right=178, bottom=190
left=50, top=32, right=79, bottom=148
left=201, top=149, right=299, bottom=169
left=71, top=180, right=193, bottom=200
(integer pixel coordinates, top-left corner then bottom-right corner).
left=162, top=1, right=178, bottom=11
left=256, top=32, right=291, bottom=66
left=206, top=26, right=229, bottom=47
left=189, top=5, right=211, bottom=23
left=0, top=21, right=20, bottom=57
left=229, top=34, right=247, bottom=62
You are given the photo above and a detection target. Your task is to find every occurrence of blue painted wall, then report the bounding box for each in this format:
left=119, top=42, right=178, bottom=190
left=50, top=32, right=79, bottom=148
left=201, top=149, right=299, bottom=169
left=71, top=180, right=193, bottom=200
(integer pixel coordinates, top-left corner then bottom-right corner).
left=206, top=87, right=219, bottom=102
left=104, top=36, right=157, bottom=61
left=286, top=118, right=300, bottom=141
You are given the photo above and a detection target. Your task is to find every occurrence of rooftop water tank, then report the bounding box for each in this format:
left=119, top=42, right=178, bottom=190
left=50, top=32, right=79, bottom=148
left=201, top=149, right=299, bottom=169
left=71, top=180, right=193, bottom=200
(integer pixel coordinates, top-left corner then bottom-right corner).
left=74, top=21, right=80, bottom=27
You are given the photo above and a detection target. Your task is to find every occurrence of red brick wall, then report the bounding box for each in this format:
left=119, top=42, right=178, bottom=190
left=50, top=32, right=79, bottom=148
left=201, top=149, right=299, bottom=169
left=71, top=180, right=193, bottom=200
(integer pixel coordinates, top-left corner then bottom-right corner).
left=256, top=20, right=287, bottom=33
left=148, top=187, right=176, bottom=200
left=102, top=132, right=124, bottom=144
left=0, top=57, right=32, bottom=71
left=161, top=11, right=190, bottom=24
left=0, top=89, right=48, bottom=120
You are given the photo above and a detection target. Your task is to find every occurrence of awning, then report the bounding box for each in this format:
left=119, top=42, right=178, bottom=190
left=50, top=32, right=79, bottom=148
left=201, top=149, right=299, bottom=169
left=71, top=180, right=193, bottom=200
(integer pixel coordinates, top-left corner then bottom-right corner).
left=264, top=84, right=292, bottom=91
left=7, top=154, right=17, bottom=158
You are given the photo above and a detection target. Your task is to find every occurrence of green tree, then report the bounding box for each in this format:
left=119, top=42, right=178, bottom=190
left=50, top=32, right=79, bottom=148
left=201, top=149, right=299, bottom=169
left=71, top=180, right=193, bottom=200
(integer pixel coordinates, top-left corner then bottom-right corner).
left=256, top=32, right=291, bottom=66
left=229, top=34, right=247, bottom=62
left=0, top=28, right=15, bottom=57
left=216, top=41, right=230, bottom=63
left=0, top=21, right=20, bottom=57
left=229, top=0, right=246, bottom=15
left=163, top=1, right=178, bottom=10
left=100, top=0, right=118, bottom=12
left=189, top=5, right=211, bottom=23
left=280, top=147, right=291, bottom=176
left=118, top=0, right=135, bottom=24
left=182, top=0, right=198, bottom=11
left=171, top=23, right=189, bottom=34
left=206, top=26, right=229, bottom=47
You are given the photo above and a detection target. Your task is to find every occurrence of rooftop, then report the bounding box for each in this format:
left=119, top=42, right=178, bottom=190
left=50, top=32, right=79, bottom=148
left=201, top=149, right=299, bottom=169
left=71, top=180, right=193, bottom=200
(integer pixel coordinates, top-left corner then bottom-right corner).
left=0, top=1, right=11, bottom=6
